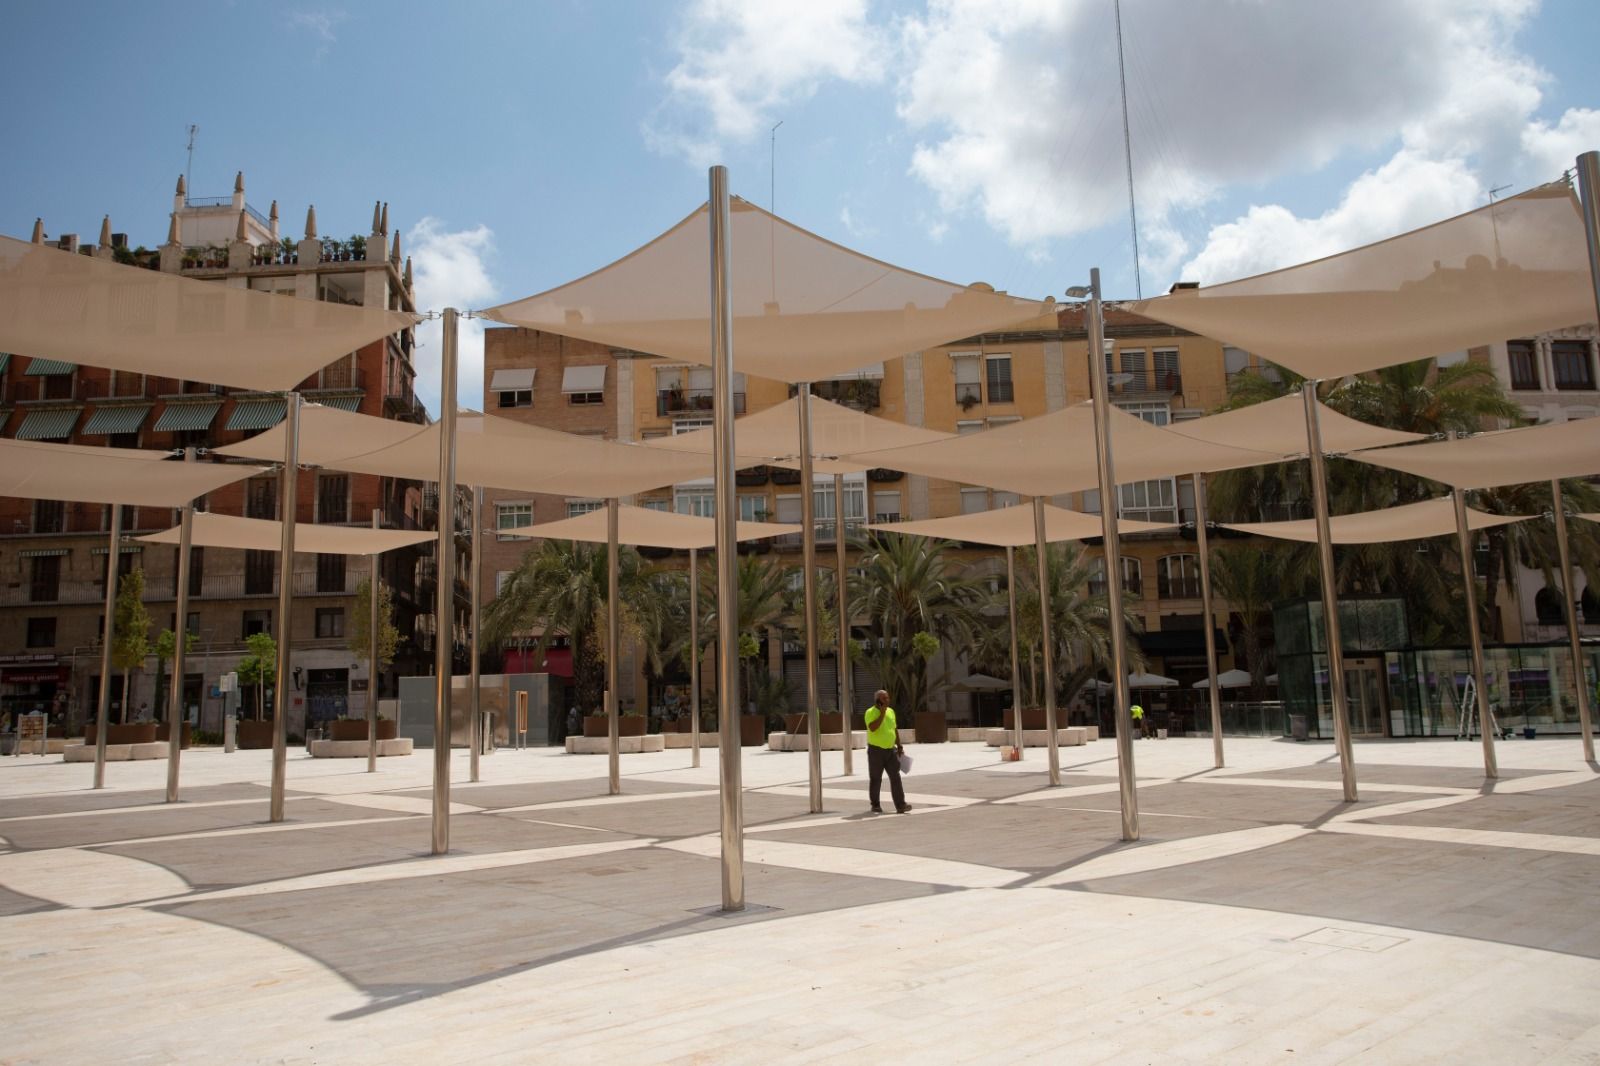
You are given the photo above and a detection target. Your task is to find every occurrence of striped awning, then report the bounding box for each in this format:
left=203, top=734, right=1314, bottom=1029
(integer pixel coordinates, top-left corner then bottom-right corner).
left=82, top=403, right=154, bottom=435
left=314, top=394, right=364, bottom=412
left=226, top=397, right=287, bottom=432
left=24, top=358, right=75, bottom=376
left=0, top=353, right=10, bottom=374
left=18, top=548, right=68, bottom=558
left=153, top=400, right=223, bottom=433
left=15, top=406, right=82, bottom=440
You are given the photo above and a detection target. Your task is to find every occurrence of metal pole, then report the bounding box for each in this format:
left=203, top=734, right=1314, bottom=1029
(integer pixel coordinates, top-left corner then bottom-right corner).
left=92, top=505, right=123, bottom=789
left=1302, top=386, right=1358, bottom=802
left=368, top=508, right=380, bottom=774
left=269, top=393, right=300, bottom=822
left=606, top=496, right=621, bottom=796
left=1006, top=544, right=1023, bottom=758
left=165, top=448, right=197, bottom=802
left=1452, top=473, right=1498, bottom=778
left=710, top=165, right=744, bottom=911
left=1576, top=152, right=1600, bottom=324
left=835, top=473, right=853, bottom=775
left=1085, top=268, right=1139, bottom=840
left=1552, top=479, right=1595, bottom=762
left=1032, top=497, right=1060, bottom=785
left=1194, top=474, right=1224, bottom=768
left=798, top=386, right=822, bottom=812
left=690, top=546, right=701, bottom=769
left=432, top=308, right=460, bottom=854
left=469, top=485, right=483, bottom=783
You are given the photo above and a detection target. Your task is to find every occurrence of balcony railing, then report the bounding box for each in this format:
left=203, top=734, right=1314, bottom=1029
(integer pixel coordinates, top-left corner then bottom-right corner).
left=312, top=365, right=364, bottom=391
left=656, top=389, right=746, bottom=416
left=773, top=518, right=866, bottom=549
left=80, top=376, right=154, bottom=401
left=1158, top=577, right=1202, bottom=599
left=0, top=569, right=366, bottom=607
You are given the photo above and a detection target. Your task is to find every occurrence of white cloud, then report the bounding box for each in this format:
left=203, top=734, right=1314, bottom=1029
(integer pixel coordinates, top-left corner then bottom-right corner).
left=648, top=0, right=888, bottom=164
left=838, top=205, right=876, bottom=239
left=286, top=9, right=347, bottom=57
left=406, top=218, right=497, bottom=415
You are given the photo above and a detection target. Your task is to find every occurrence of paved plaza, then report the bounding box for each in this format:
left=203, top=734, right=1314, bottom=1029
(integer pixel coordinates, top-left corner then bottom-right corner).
left=2, top=735, right=1599, bottom=1064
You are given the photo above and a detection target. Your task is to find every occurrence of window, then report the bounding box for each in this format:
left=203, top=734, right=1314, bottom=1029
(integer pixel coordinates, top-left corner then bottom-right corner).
left=495, top=571, right=512, bottom=596
left=26, top=617, right=55, bottom=648
left=498, top=389, right=531, bottom=408
left=317, top=474, right=349, bottom=523
left=242, top=609, right=272, bottom=639
left=960, top=488, right=989, bottom=515
left=1224, top=347, right=1250, bottom=375
left=1120, top=350, right=1147, bottom=391
left=245, top=549, right=275, bottom=595
left=738, top=495, right=768, bottom=521
left=246, top=477, right=277, bottom=520
left=315, top=607, right=345, bottom=639
left=1553, top=340, right=1595, bottom=391
left=872, top=490, right=902, bottom=523
left=184, top=546, right=203, bottom=598
left=676, top=489, right=715, bottom=517
left=1507, top=340, right=1540, bottom=390
left=985, top=355, right=1014, bottom=403
left=1158, top=554, right=1201, bottom=599
left=641, top=497, right=672, bottom=512
left=1117, top=401, right=1170, bottom=426
left=1089, top=556, right=1142, bottom=596
left=952, top=353, right=982, bottom=405
left=673, top=418, right=713, bottom=435
left=1153, top=350, right=1181, bottom=392
left=316, top=553, right=346, bottom=593
left=490, top=368, right=535, bottom=407
left=561, top=365, right=606, bottom=405
left=169, top=611, right=200, bottom=636
left=1119, top=478, right=1178, bottom=522
left=956, top=420, right=984, bottom=436
left=566, top=499, right=603, bottom=518
left=497, top=502, right=533, bottom=537
left=568, top=391, right=604, bottom=405
left=101, top=504, right=136, bottom=531
left=992, top=491, right=1020, bottom=509
left=33, top=499, right=64, bottom=533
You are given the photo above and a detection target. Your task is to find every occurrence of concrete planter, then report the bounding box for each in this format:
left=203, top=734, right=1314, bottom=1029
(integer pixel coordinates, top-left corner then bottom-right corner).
left=83, top=722, right=158, bottom=746
left=740, top=715, right=767, bottom=746
left=1003, top=708, right=1050, bottom=731
left=913, top=711, right=948, bottom=743
left=154, top=721, right=193, bottom=749
left=583, top=715, right=646, bottom=738
left=237, top=720, right=275, bottom=749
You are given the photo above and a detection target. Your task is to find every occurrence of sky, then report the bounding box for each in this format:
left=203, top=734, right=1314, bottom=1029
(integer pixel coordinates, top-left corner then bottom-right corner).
left=4, top=0, right=1599, bottom=411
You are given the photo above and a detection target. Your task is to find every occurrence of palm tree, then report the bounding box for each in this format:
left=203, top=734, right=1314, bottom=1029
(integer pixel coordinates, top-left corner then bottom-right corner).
left=692, top=552, right=797, bottom=714
left=850, top=532, right=987, bottom=713
left=482, top=539, right=654, bottom=715
left=1474, top=479, right=1600, bottom=639
left=1207, top=544, right=1281, bottom=699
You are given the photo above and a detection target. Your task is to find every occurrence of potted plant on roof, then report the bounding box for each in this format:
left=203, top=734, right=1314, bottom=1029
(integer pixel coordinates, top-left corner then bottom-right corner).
left=280, top=236, right=296, bottom=265
left=349, top=234, right=367, bottom=262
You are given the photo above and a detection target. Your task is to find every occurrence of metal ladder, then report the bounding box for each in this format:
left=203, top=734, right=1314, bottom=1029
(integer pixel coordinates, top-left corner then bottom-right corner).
left=1454, top=674, right=1502, bottom=740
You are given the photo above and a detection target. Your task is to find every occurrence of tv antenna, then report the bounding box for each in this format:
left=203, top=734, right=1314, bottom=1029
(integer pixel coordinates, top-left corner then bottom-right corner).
left=184, top=124, right=199, bottom=205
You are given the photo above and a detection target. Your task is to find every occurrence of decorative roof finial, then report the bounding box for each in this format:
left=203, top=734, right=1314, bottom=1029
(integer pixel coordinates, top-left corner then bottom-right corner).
left=166, top=212, right=180, bottom=246
left=236, top=210, right=249, bottom=242
left=403, top=255, right=413, bottom=287
left=305, top=204, right=318, bottom=240
left=31, top=218, right=44, bottom=244
left=99, top=215, right=112, bottom=247
left=380, top=202, right=389, bottom=235
left=372, top=201, right=382, bottom=233
left=234, top=170, right=245, bottom=194
left=391, top=229, right=401, bottom=263
left=176, top=174, right=186, bottom=196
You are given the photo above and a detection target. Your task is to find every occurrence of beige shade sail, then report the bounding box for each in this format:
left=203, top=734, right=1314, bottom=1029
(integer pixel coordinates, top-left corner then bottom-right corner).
left=1349, top=416, right=1600, bottom=489
left=867, top=502, right=1175, bottom=546
left=850, top=402, right=1286, bottom=496
left=1129, top=183, right=1594, bottom=379
left=1578, top=514, right=1600, bottom=525
left=216, top=404, right=713, bottom=497
left=481, top=198, right=1050, bottom=383
left=138, top=512, right=434, bottom=555
left=646, top=395, right=955, bottom=475
left=502, top=503, right=798, bottom=550
left=1221, top=497, right=1529, bottom=544
left=1166, top=394, right=1424, bottom=455
left=0, top=437, right=268, bottom=507
left=0, top=235, right=421, bottom=392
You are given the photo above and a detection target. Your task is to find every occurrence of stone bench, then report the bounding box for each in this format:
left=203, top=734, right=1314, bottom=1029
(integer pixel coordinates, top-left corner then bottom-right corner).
left=983, top=727, right=1088, bottom=748
left=565, top=734, right=665, bottom=754
left=766, top=732, right=871, bottom=752
left=63, top=741, right=168, bottom=762
left=308, top=738, right=414, bottom=758
left=663, top=733, right=720, bottom=749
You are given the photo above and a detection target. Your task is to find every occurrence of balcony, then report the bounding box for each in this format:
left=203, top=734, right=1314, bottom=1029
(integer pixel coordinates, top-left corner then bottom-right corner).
left=0, top=569, right=370, bottom=606
left=312, top=364, right=364, bottom=391
left=773, top=518, right=866, bottom=549
left=1158, top=577, right=1202, bottom=600
left=656, top=388, right=747, bottom=416
left=810, top=379, right=881, bottom=411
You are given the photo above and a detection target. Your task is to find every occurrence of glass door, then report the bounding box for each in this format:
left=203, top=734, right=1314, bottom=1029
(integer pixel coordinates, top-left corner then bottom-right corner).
left=1344, top=658, right=1389, bottom=737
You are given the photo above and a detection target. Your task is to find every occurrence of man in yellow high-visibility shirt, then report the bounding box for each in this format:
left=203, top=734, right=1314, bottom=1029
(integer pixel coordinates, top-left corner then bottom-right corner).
left=865, top=689, right=912, bottom=814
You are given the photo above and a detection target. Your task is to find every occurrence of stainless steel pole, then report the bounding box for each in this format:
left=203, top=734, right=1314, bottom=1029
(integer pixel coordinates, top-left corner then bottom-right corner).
left=1551, top=479, right=1595, bottom=762
left=1577, top=151, right=1600, bottom=324
left=1085, top=268, right=1139, bottom=840
left=469, top=485, right=483, bottom=783
left=1302, top=386, right=1358, bottom=802
left=1032, top=496, right=1061, bottom=785
left=432, top=308, right=460, bottom=854
left=710, top=165, right=744, bottom=911
left=92, top=505, right=123, bottom=789
left=607, top=496, right=621, bottom=796
left=798, top=386, right=822, bottom=812
left=835, top=473, right=853, bottom=775
left=690, top=546, right=701, bottom=769
left=165, top=447, right=197, bottom=802
left=1571, top=147, right=1600, bottom=760
left=1006, top=544, right=1023, bottom=758
left=368, top=508, right=380, bottom=774
left=1194, top=474, right=1225, bottom=768
left=1452, top=473, right=1498, bottom=778
left=269, top=393, right=300, bottom=822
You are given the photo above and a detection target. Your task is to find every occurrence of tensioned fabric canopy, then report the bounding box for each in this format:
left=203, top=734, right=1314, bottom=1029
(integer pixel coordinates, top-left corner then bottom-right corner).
left=502, top=503, right=798, bottom=550
left=1128, top=183, right=1594, bottom=379
left=0, top=234, right=421, bottom=392
left=1349, top=416, right=1600, bottom=489
left=646, top=395, right=955, bottom=476
left=866, top=501, right=1175, bottom=546
left=0, top=437, right=268, bottom=507
left=1221, top=497, right=1529, bottom=544
left=138, top=512, right=434, bottom=555
left=1577, top=514, right=1600, bottom=525
left=216, top=404, right=713, bottom=497
left=849, top=402, right=1286, bottom=496
left=1165, top=394, right=1424, bottom=455
left=481, top=198, right=1050, bottom=383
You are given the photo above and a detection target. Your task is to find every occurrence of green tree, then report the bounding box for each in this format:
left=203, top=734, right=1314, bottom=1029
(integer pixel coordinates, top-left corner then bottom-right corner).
left=349, top=576, right=401, bottom=682
left=694, top=553, right=797, bottom=714
left=110, top=567, right=150, bottom=723
left=1206, top=544, right=1281, bottom=699
left=236, top=632, right=277, bottom=720
left=151, top=627, right=198, bottom=723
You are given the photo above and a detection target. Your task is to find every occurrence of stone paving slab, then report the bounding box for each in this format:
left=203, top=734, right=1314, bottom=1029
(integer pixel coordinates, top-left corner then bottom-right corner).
left=1228, top=760, right=1552, bottom=790
left=1371, top=777, right=1600, bottom=838
left=391, top=777, right=708, bottom=810
left=0, top=884, right=61, bottom=915
left=495, top=790, right=810, bottom=839
left=1050, top=781, right=1422, bottom=824
left=808, top=767, right=1120, bottom=802
left=0, top=781, right=285, bottom=819
left=0, top=798, right=412, bottom=851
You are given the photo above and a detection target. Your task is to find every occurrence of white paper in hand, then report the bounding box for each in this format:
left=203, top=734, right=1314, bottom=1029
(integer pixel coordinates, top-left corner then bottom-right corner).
left=898, top=751, right=914, bottom=775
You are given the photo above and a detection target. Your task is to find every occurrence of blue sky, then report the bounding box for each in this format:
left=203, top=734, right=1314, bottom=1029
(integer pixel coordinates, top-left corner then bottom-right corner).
left=4, top=1, right=1599, bottom=408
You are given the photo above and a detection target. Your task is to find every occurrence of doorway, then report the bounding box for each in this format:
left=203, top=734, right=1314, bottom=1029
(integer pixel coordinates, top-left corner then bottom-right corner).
left=1344, top=658, right=1389, bottom=737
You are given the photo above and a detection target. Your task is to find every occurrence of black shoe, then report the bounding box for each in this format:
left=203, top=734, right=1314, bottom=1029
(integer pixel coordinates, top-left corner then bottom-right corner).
left=869, top=806, right=884, bottom=814
left=896, top=805, right=914, bottom=814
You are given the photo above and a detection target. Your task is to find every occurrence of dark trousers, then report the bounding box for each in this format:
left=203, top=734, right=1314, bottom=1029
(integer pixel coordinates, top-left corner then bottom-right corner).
left=868, top=744, right=906, bottom=810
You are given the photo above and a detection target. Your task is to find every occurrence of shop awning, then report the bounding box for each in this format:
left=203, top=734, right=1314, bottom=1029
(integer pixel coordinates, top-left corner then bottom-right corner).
left=24, top=357, right=75, bottom=376
left=225, top=397, right=287, bottom=432
left=81, top=403, right=153, bottom=435
left=0, top=353, right=10, bottom=374
left=152, top=400, right=223, bottom=433
left=490, top=368, right=536, bottom=391
left=561, top=365, right=607, bottom=394
left=15, top=406, right=81, bottom=440
left=313, top=394, right=363, bottom=412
